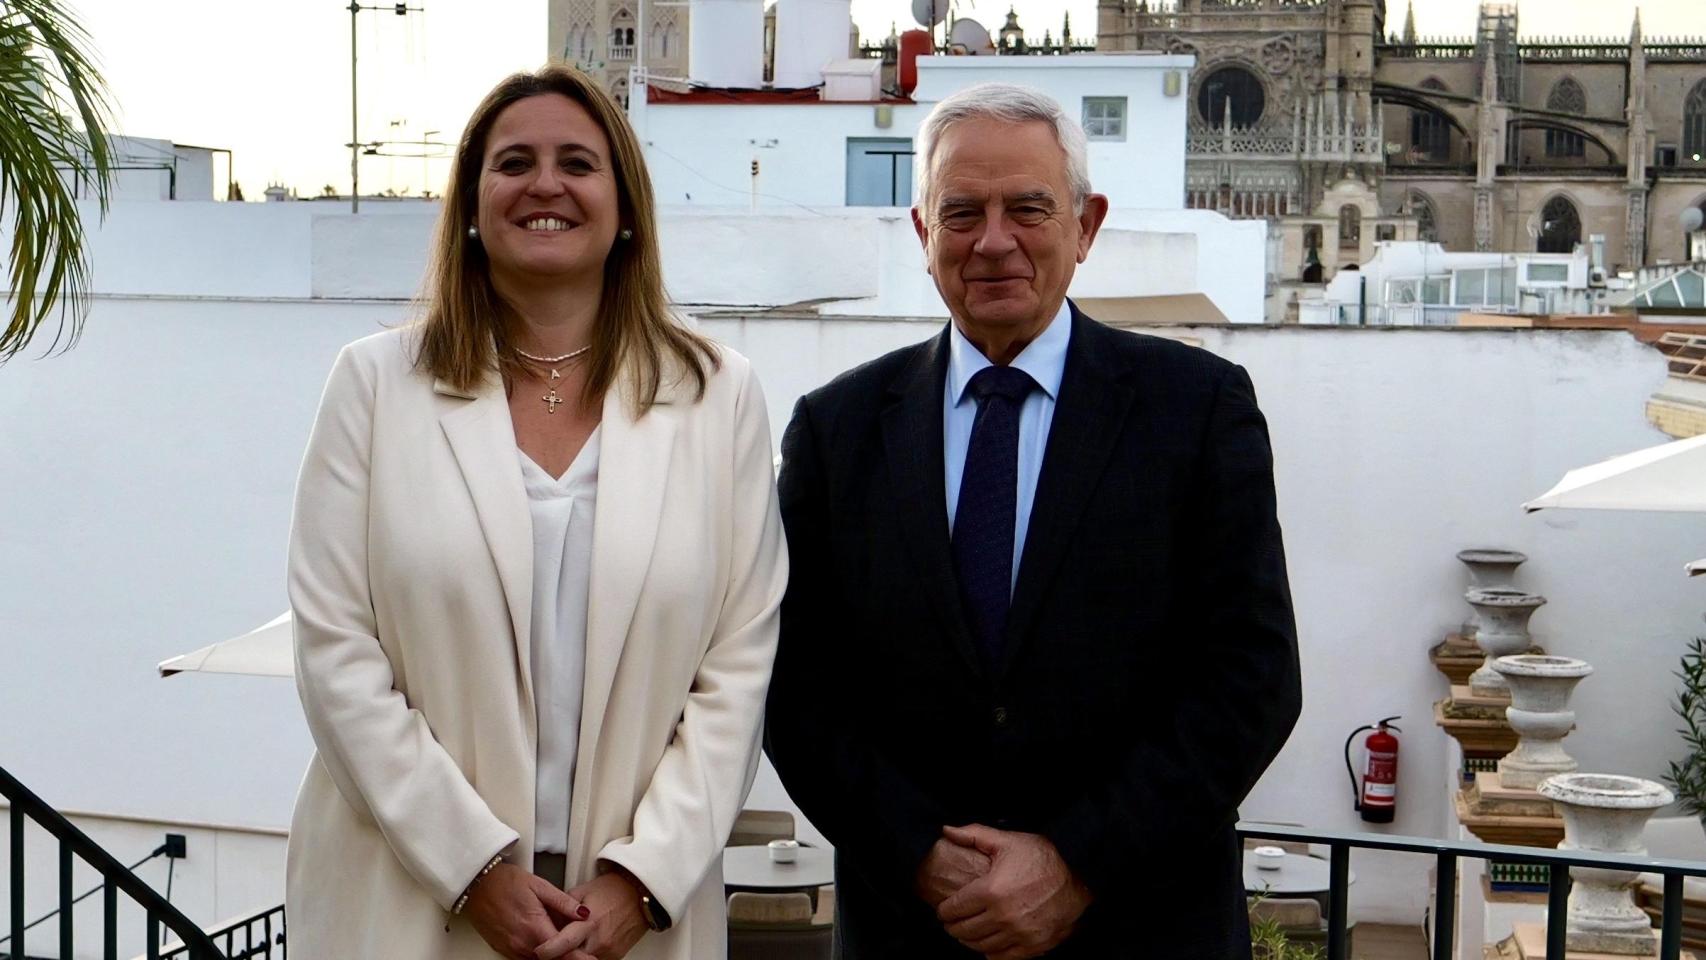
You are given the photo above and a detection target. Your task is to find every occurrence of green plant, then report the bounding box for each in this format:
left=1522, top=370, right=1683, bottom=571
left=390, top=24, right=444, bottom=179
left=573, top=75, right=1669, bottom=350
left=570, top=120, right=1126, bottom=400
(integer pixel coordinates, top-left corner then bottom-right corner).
left=1248, top=894, right=1324, bottom=960
left=1666, top=636, right=1706, bottom=821
left=0, top=0, right=115, bottom=360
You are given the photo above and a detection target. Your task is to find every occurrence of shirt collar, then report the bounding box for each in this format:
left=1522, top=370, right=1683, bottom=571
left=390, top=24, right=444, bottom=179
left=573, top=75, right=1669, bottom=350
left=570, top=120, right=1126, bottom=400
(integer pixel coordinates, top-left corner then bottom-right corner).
left=948, top=299, right=1073, bottom=407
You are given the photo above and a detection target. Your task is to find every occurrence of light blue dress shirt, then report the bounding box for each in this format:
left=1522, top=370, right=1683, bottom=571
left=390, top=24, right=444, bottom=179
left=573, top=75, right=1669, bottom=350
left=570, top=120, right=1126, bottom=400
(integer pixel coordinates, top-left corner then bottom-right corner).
left=944, top=299, right=1072, bottom=591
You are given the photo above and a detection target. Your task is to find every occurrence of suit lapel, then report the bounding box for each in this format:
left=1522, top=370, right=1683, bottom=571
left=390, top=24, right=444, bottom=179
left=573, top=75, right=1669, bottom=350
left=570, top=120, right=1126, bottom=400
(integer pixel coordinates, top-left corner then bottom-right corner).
left=438, top=376, right=536, bottom=718
left=998, top=308, right=1138, bottom=678
left=880, top=329, right=985, bottom=681
left=569, top=377, right=678, bottom=853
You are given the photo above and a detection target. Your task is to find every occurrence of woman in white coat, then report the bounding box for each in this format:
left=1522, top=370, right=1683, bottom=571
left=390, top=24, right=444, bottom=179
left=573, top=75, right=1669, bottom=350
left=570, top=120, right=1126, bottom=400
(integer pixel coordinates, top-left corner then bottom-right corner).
left=286, top=66, right=787, bottom=960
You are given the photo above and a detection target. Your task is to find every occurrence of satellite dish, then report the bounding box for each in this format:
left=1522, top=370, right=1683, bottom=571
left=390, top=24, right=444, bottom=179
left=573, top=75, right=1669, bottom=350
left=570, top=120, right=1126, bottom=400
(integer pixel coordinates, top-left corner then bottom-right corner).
left=911, top=0, right=947, bottom=28
left=1682, top=207, right=1705, bottom=233
left=948, top=17, right=995, bottom=54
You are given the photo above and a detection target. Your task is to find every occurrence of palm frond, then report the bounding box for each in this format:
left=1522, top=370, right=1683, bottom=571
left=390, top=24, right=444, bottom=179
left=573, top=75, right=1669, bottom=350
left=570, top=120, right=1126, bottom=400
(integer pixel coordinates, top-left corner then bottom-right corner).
left=0, top=0, right=116, bottom=360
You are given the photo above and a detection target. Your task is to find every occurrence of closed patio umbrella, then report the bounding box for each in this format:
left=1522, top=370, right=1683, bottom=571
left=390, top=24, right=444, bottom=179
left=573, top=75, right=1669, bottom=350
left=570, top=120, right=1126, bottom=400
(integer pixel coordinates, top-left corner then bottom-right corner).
left=1523, top=433, right=1706, bottom=514
left=158, top=611, right=293, bottom=679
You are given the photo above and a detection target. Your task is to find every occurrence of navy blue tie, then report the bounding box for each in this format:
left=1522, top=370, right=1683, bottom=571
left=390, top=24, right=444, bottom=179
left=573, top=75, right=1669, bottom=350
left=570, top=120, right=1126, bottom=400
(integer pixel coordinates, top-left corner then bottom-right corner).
left=953, top=364, right=1038, bottom=668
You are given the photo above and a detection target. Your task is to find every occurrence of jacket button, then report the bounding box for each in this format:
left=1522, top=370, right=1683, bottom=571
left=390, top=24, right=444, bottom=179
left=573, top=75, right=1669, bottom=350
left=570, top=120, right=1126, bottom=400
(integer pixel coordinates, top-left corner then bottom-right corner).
left=992, top=706, right=1009, bottom=727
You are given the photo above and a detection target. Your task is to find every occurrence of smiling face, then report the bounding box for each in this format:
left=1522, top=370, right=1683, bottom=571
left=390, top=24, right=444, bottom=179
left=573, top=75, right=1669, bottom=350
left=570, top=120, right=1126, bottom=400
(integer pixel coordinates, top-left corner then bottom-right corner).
left=913, top=118, right=1107, bottom=357
left=475, top=92, right=621, bottom=288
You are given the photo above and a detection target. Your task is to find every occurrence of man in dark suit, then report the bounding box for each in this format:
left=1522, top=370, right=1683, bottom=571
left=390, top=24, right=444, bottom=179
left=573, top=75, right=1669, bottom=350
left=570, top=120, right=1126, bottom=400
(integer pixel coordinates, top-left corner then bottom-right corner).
left=765, top=82, right=1301, bottom=960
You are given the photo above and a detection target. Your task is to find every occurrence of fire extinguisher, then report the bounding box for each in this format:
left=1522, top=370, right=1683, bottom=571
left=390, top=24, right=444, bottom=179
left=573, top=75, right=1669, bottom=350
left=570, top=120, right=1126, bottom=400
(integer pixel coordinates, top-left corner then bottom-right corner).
left=1344, top=716, right=1402, bottom=823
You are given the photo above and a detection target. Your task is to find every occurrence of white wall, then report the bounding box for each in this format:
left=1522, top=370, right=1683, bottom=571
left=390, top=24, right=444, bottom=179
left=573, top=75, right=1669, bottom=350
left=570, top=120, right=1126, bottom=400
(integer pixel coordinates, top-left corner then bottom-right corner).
left=631, top=55, right=1192, bottom=211
left=52, top=201, right=1261, bottom=323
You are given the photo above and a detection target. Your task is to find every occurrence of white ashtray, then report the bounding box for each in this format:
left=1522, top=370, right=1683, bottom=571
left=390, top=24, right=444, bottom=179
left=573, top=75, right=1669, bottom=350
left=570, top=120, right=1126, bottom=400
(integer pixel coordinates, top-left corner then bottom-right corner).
left=1252, top=846, right=1286, bottom=870
left=767, top=839, right=800, bottom=863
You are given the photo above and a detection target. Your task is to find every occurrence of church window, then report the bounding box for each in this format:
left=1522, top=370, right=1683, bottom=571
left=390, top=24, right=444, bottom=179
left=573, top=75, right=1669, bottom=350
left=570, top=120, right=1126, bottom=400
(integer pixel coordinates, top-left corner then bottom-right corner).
left=1301, top=226, right=1323, bottom=282
left=1545, top=78, right=1586, bottom=159
left=1338, top=205, right=1361, bottom=250
left=1686, top=80, right=1706, bottom=163
left=1197, top=66, right=1266, bottom=128
left=1083, top=97, right=1127, bottom=141
left=1408, top=191, right=1438, bottom=243
left=1409, top=78, right=1451, bottom=162
left=1537, top=196, right=1581, bottom=254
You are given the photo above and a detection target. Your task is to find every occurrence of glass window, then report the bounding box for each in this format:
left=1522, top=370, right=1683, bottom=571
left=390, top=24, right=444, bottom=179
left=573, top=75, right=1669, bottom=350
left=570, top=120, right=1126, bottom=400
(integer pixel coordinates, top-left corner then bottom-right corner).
left=1083, top=97, right=1127, bottom=141
left=1338, top=205, right=1361, bottom=250
left=1388, top=279, right=1420, bottom=304
left=1423, top=278, right=1450, bottom=304
left=1677, top=271, right=1704, bottom=306
left=845, top=138, right=914, bottom=206
left=1685, top=80, right=1706, bottom=162
left=1196, top=66, right=1266, bottom=127
left=1537, top=197, right=1581, bottom=254
left=1494, top=266, right=1518, bottom=305
left=1652, top=280, right=1685, bottom=308
left=1455, top=268, right=1485, bottom=305
left=1527, top=263, right=1569, bottom=283
left=1545, top=79, right=1587, bottom=159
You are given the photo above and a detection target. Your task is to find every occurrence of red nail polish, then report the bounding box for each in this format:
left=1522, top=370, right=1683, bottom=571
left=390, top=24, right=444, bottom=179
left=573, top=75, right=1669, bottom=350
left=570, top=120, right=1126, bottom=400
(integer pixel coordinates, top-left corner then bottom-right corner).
left=578, top=905, right=591, bottom=919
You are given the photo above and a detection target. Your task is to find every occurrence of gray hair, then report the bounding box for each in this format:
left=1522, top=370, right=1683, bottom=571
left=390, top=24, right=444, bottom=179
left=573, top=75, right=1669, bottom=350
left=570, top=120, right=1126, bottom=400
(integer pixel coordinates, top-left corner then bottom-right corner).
left=914, top=82, right=1093, bottom=216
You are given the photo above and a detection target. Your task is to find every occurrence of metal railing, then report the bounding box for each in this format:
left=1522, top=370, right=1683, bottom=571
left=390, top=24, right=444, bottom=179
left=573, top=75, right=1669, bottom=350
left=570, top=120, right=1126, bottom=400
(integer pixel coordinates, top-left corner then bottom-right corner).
left=161, top=905, right=283, bottom=960
left=2, top=765, right=226, bottom=960
left=1237, top=823, right=1706, bottom=960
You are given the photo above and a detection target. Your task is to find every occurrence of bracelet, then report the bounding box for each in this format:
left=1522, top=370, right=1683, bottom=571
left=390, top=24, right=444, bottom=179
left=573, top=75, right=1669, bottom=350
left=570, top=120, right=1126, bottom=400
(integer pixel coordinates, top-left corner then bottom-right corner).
left=451, top=854, right=507, bottom=915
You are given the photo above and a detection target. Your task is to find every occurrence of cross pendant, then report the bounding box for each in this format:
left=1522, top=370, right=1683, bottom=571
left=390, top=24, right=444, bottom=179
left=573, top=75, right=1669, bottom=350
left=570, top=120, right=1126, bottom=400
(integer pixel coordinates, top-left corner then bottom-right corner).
left=543, top=388, right=564, bottom=414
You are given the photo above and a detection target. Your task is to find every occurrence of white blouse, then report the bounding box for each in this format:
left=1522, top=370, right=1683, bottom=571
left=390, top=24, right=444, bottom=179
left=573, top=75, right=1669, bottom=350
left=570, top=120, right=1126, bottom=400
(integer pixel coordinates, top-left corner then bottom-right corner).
left=518, top=428, right=601, bottom=855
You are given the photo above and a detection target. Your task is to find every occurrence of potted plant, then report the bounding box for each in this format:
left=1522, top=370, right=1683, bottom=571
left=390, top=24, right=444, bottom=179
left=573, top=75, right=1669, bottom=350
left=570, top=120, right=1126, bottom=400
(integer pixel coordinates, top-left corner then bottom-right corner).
left=1664, top=637, right=1706, bottom=825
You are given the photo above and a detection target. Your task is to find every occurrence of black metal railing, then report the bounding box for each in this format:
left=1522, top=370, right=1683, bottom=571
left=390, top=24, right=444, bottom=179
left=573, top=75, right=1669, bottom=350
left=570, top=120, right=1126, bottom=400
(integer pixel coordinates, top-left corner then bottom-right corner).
left=1238, top=823, right=1706, bottom=960
left=1, top=765, right=226, bottom=960
left=162, top=905, right=284, bottom=960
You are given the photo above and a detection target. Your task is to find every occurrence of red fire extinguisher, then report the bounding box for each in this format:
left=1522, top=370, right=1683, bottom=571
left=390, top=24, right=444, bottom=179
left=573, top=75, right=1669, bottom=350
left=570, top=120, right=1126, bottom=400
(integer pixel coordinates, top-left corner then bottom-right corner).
left=1344, top=717, right=1402, bottom=823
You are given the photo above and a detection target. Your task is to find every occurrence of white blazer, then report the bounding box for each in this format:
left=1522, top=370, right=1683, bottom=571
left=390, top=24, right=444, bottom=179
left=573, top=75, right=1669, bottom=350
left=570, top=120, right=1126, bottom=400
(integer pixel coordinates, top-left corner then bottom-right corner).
left=285, top=328, right=787, bottom=960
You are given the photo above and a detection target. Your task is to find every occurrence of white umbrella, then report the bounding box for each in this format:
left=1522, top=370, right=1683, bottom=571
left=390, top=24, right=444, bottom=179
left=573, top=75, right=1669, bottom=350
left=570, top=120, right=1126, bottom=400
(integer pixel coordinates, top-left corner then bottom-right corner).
left=1689, top=559, right=1706, bottom=578
left=1523, top=433, right=1706, bottom=514
left=158, top=612, right=294, bottom=679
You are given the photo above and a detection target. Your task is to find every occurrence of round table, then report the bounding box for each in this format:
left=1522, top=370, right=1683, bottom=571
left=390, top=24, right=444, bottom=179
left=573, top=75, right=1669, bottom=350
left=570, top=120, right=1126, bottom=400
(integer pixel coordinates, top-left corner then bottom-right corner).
left=722, top=845, right=835, bottom=893
left=1242, top=852, right=1356, bottom=897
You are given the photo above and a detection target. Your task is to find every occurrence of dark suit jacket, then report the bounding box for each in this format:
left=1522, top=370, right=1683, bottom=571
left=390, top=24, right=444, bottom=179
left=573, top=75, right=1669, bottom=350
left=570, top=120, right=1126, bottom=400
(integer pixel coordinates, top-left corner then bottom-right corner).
left=765, top=304, right=1301, bottom=959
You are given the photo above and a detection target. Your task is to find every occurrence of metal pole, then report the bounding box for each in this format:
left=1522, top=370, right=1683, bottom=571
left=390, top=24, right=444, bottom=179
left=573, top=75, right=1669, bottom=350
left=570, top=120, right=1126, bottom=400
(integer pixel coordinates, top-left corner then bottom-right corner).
left=1327, top=843, right=1349, bottom=960
left=1432, top=852, right=1456, bottom=960
left=350, top=1, right=360, bottom=214
left=1546, top=865, right=1570, bottom=960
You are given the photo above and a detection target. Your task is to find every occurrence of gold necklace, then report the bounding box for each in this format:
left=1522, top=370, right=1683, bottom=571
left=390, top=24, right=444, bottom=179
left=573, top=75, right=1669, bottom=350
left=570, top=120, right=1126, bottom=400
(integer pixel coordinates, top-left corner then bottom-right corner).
left=517, top=345, right=590, bottom=414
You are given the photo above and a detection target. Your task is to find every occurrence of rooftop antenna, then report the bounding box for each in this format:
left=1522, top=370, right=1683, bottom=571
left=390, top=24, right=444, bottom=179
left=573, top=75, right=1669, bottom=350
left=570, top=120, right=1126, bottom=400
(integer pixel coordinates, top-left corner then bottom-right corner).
left=347, top=2, right=424, bottom=215
left=911, top=0, right=948, bottom=51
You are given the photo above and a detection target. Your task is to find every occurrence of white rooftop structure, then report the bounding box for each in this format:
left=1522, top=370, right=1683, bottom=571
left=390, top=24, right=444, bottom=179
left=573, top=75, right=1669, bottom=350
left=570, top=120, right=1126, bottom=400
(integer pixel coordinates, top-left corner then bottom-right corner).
left=1299, top=240, right=1600, bottom=325
left=630, top=54, right=1194, bottom=213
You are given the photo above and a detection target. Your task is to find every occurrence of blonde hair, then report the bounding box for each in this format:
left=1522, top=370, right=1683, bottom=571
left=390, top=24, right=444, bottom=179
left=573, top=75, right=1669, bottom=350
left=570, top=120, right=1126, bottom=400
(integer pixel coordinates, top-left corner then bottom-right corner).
left=415, top=65, right=717, bottom=408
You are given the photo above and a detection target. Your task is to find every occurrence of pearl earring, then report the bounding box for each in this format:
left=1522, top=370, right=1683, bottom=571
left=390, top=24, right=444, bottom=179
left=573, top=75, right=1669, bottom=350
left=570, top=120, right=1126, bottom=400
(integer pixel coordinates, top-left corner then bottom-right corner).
left=619, top=228, right=633, bottom=240
left=467, top=224, right=479, bottom=240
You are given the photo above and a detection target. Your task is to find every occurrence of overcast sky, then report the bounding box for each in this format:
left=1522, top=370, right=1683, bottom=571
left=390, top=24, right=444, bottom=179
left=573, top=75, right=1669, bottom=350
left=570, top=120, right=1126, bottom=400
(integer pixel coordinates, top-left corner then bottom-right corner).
left=60, top=0, right=1703, bottom=200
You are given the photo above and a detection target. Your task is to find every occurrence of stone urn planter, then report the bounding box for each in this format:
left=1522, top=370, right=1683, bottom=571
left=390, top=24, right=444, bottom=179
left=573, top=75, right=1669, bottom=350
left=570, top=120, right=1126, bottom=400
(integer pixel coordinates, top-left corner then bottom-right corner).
left=1466, top=589, right=1547, bottom=697
left=1459, top=549, right=1528, bottom=637
left=1493, top=655, right=1592, bottom=789
left=1459, top=548, right=1528, bottom=589
left=1537, top=773, right=1674, bottom=956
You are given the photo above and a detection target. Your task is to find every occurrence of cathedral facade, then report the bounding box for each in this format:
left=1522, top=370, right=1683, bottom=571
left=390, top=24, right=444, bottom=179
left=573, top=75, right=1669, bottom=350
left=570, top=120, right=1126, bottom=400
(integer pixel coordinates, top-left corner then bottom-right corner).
left=547, top=0, right=691, bottom=107
left=1097, top=0, right=1706, bottom=310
